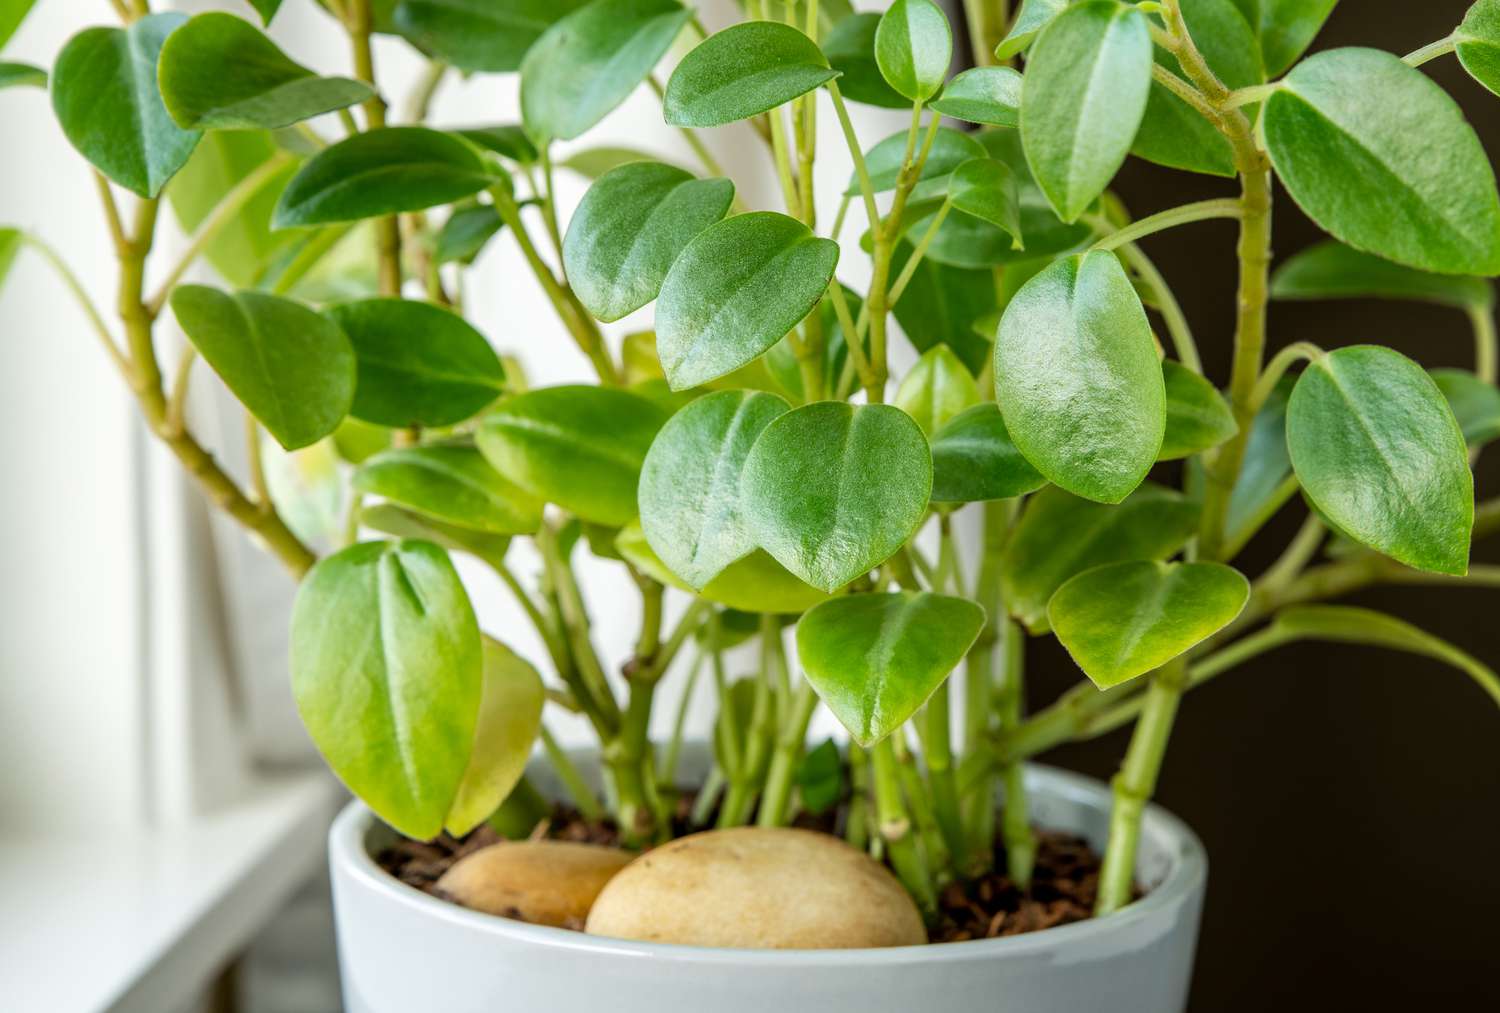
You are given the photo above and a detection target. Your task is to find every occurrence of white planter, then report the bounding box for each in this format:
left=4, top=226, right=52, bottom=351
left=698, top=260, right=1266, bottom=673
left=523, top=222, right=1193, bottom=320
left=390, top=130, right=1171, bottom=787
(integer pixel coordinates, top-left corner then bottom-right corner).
left=329, top=750, right=1206, bottom=1013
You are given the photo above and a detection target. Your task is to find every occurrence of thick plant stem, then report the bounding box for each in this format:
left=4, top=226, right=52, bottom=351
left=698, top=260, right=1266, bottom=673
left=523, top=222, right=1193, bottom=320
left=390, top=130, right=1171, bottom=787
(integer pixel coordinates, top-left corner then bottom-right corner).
left=608, top=576, right=665, bottom=843
left=924, top=679, right=968, bottom=874
left=718, top=617, right=780, bottom=827
left=961, top=0, right=1008, bottom=67
left=870, top=737, right=937, bottom=916
left=846, top=742, right=872, bottom=851
left=346, top=0, right=401, bottom=296
left=994, top=618, right=1035, bottom=888
left=756, top=677, right=819, bottom=827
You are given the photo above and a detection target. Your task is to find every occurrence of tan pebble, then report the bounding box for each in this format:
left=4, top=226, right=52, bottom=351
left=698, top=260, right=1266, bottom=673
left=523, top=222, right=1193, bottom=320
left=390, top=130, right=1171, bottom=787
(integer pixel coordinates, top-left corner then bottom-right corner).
left=437, top=840, right=633, bottom=928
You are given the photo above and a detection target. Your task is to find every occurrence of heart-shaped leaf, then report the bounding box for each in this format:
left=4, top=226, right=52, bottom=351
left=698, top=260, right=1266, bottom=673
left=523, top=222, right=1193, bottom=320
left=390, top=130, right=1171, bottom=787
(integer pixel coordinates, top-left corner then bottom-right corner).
left=0, top=62, right=45, bottom=89
left=354, top=446, right=543, bottom=535
left=563, top=162, right=733, bottom=322
left=797, top=592, right=984, bottom=746
left=616, top=520, right=829, bottom=614
left=158, top=13, right=373, bottom=130
left=995, top=0, right=1066, bottom=60
left=291, top=539, right=482, bottom=840
left=893, top=345, right=980, bottom=436
left=521, top=0, right=691, bottom=142
left=741, top=402, right=932, bottom=593
left=874, top=0, right=952, bottom=103
left=824, top=13, right=905, bottom=109
left=656, top=212, right=839, bottom=390
left=948, top=158, right=1023, bottom=249
left=1224, top=373, right=1296, bottom=549
left=929, top=403, right=1046, bottom=504
left=1161, top=360, right=1237, bottom=460
left=1257, top=0, right=1338, bottom=77
left=846, top=126, right=984, bottom=197
left=929, top=67, right=1021, bottom=126
left=1432, top=368, right=1500, bottom=448
left=1001, top=482, right=1200, bottom=632
left=1271, top=240, right=1492, bottom=310
left=360, top=502, right=513, bottom=567
left=51, top=14, right=201, bottom=197
left=273, top=127, right=498, bottom=228
left=1020, top=1, right=1152, bottom=222
left=1264, top=48, right=1500, bottom=276
left=664, top=21, right=839, bottom=127
left=324, top=298, right=505, bottom=427
left=170, top=285, right=354, bottom=450
left=1288, top=345, right=1474, bottom=575
left=995, top=250, right=1165, bottom=503
left=1458, top=0, right=1500, bottom=97
left=1049, top=560, right=1250, bottom=688
left=392, top=0, right=587, bottom=73
left=477, top=385, right=670, bottom=526
left=444, top=636, right=545, bottom=836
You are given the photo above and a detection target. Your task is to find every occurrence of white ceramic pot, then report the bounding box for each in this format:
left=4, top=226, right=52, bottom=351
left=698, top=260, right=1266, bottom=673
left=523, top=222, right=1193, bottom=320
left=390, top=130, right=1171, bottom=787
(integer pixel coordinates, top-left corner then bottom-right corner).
left=329, top=749, right=1207, bottom=1013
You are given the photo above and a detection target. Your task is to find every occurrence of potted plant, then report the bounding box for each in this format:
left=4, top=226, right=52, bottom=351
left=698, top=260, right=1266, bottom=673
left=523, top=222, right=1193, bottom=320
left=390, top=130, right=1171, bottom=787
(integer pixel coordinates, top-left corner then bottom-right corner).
left=4, top=0, right=1499, bottom=1008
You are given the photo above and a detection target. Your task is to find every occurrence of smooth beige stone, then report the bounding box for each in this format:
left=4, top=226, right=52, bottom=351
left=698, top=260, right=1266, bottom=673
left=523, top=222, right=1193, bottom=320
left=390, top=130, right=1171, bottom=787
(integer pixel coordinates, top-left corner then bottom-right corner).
left=437, top=840, right=633, bottom=928
left=585, top=826, right=927, bottom=949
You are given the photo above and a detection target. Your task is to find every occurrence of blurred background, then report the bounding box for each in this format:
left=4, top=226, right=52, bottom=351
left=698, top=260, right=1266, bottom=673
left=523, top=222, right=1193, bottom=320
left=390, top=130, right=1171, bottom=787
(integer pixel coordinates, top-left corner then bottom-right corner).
left=0, top=0, right=1496, bottom=1010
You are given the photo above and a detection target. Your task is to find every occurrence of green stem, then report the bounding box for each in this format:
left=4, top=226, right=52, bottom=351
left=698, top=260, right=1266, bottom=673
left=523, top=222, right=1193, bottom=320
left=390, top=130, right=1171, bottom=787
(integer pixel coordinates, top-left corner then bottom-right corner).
left=540, top=725, right=603, bottom=821
left=756, top=677, right=819, bottom=827
left=1112, top=236, right=1201, bottom=372
left=1250, top=341, right=1323, bottom=412
left=1467, top=301, right=1497, bottom=385
left=846, top=742, right=872, bottom=851
left=535, top=523, right=621, bottom=734
left=870, top=737, right=937, bottom=915
left=885, top=199, right=952, bottom=307
left=962, top=499, right=1012, bottom=869
left=18, top=234, right=130, bottom=375
left=660, top=650, right=705, bottom=790
left=994, top=618, right=1035, bottom=888
left=1090, top=197, right=1243, bottom=253
left=346, top=0, right=401, bottom=297
left=961, top=0, right=1008, bottom=67
left=1403, top=34, right=1457, bottom=68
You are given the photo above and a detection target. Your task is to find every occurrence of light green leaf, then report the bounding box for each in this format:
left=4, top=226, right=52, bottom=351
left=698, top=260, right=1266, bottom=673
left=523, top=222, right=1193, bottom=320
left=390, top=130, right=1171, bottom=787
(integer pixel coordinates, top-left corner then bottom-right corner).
left=0, top=61, right=44, bottom=89
left=656, top=212, right=839, bottom=390
left=1271, top=239, right=1492, bottom=310
left=434, top=204, right=503, bottom=265
left=520, top=0, right=691, bottom=142
left=929, top=402, right=1047, bottom=504
left=272, top=127, right=498, bottom=228
left=1049, top=561, right=1249, bottom=688
left=824, top=12, right=905, bottom=109
left=444, top=636, right=545, bottom=836
left=354, top=446, right=542, bottom=535
left=477, top=385, right=670, bottom=526
left=1264, top=48, right=1500, bottom=276
left=796, top=592, right=984, bottom=746
left=1001, top=482, right=1200, bottom=633
left=0, top=0, right=37, bottom=51
left=324, top=298, right=505, bottom=427
left=1459, top=0, right=1500, bottom=97
left=1161, top=360, right=1237, bottom=460
left=874, top=0, right=952, bottom=103
left=1287, top=345, right=1473, bottom=575
left=995, top=0, right=1066, bottom=60
left=563, top=162, right=733, bottom=322
left=847, top=126, right=984, bottom=197
left=929, top=67, right=1021, bottom=126
left=560, top=146, right=664, bottom=179
left=741, top=402, right=932, bottom=593
left=51, top=14, right=201, bottom=197
left=1432, top=368, right=1500, bottom=448
left=891, top=239, right=996, bottom=373
left=1224, top=373, right=1296, bottom=549
left=994, top=250, right=1165, bottom=503
left=948, top=157, right=1023, bottom=249
left=170, top=285, right=354, bottom=450
left=616, top=521, right=829, bottom=614
left=392, top=0, right=587, bottom=74
left=360, top=502, right=512, bottom=566
left=1257, top=0, right=1337, bottom=77
left=1020, top=1, right=1152, bottom=222
left=664, top=21, right=838, bottom=128
left=893, top=345, right=980, bottom=436
left=291, top=539, right=482, bottom=840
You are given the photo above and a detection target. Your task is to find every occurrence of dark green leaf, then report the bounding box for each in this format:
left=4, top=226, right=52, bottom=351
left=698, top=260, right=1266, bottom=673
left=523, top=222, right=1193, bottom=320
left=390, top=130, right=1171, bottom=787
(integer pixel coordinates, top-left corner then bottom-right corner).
left=948, top=157, right=1023, bottom=249
left=1271, top=239, right=1493, bottom=309
left=929, top=402, right=1046, bottom=504
left=435, top=204, right=503, bottom=265
left=893, top=344, right=980, bottom=435
left=824, top=13, right=905, bottom=109
left=664, top=21, right=838, bottom=128
left=0, top=61, right=44, bottom=89
left=1161, top=360, right=1237, bottom=459
left=0, top=0, right=37, bottom=50
left=995, top=0, right=1065, bottom=60
left=445, top=636, right=545, bottom=835
left=930, top=67, right=1021, bottom=126
left=1459, top=0, right=1500, bottom=97
left=891, top=239, right=995, bottom=373
left=976, top=128, right=1094, bottom=261
left=1432, top=368, right=1500, bottom=448
left=392, top=0, right=587, bottom=73
left=249, top=0, right=284, bottom=25
left=360, top=502, right=512, bottom=565
left=874, top=0, right=952, bottom=103
left=1224, top=373, right=1296, bottom=549
left=454, top=125, right=539, bottom=164
left=1257, top=0, right=1337, bottom=77
left=793, top=739, right=843, bottom=814
left=354, top=446, right=542, bottom=535
left=846, top=126, right=984, bottom=197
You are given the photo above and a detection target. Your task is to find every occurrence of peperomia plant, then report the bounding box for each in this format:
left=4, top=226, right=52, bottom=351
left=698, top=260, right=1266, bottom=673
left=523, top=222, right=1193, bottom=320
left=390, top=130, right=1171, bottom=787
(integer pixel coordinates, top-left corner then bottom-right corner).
left=6, top=0, right=1500, bottom=927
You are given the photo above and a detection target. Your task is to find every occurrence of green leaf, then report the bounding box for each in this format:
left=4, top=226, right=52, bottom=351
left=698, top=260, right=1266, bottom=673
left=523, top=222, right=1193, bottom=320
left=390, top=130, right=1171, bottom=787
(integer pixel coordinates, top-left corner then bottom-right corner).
left=560, top=146, right=665, bottom=179
left=1020, top=1, right=1152, bottom=222
left=976, top=128, right=1095, bottom=261
left=891, top=240, right=996, bottom=373
left=1458, top=0, right=1500, bottom=97
left=360, top=502, right=512, bottom=566
left=1161, top=360, right=1237, bottom=460
left=520, top=0, right=691, bottom=142
left=158, top=13, right=372, bottom=130
left=1432, top=368, right=1500, bottom=448
left=1049, top=561, right=1249, bottom=688
left=455, top=125, right=540, bottom=165
left=741, top=402, right=932, bottom=593
left=324, top=298, right=505, bottom=427
left=656, top=212, right=839, bottom=390
left=797, top=592, right=984, bottom=746
left=874, top=0, right=952, bottom=103
left=616, top=520, right=830, bottom=614
left=170, top=285, right=354, bottom=450
left=1224, top=373, right=1296, bottom=549
left=0, top=61, right=44, bottom=89
left=51, top=15, right=201, bottom=197
left=948, top=158, right=1023, bottom=249
left=272, top=127, right=497, bottom=228
left=994, top=250, right=1165, bottom=503
left=794, top=739, right=843, bottom=814
left=1256, top=0, right=1337, bottom=77
left=1264, top=49, right=1500, bottom=276
left=1287, top=345, right=1473, bottom=575
left=638, top=389, right=791, bottom=588
left=291, top=539, right=482, bottom=840
left=563, top=162, right=733, bottom=322
left=824, top=13, right=905, bottom=109
left=0, top=0, right=37, bottom=50
left=1271, top=240, right=1492, bottom=310
left=444, top=636, right=545, bottom=836
left=847, top=126, right=984, bottom=197
left=1001, top=483, right=1201, bottom=633
left=766, top=286, right=860, bottom=401
left=392, top=0, right=587, bottom=74
left=929, top=403, right=1046, bottom=504
left=354, top=446, right=542, bottom=535
left=664, top=21, right=838, bottom=128
left=929, top=67, right=1021, bottom=126
left=249, top=0, right=284, bottom=25
left=995, top=0, right=1066, bottom=60
left=477, top=385, right=670, bottom=526
left=893, top=345, right=980, bottom=436
left=435, top=204, right=503, bottom=265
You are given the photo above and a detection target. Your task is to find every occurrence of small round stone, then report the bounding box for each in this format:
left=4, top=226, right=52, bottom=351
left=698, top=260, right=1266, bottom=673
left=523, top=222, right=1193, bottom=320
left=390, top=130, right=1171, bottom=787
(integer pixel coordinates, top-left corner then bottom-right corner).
left=437, top=840, right=633, bottom=929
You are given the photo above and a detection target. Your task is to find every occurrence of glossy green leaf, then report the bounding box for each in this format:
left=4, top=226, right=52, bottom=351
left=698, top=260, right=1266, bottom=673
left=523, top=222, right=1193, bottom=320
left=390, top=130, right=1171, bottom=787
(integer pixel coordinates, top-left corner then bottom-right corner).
left=291, top=539, right=482, bottom=840
left=1432, top=368, right=1500, bottom=448
left=1049, top=561, right=1249, bottom=688
left=0, top=0, right=37, bottom=50
left=444, top=636, right=545, bottom=836
left=1458, top=0, right=1500, bottom=97
left=1020, top=1, right=1152, bottom=222
left=656, top=212, right=839, bottom=390
left=0, top=61, right=44, bottom=89
left=170, top=285, right=354, bottom=450
left=477, top=385, right=670, bottom=526
left=891, top=239, right=996, bottom=373
left=158, top=13, right=372, bottom=130
left=1257, top=0, right=1337, bottom=77
left=1264, top=48, right=1500, bottom=276
left=360, top=502, right=512, bottom=566
left=1287, top=345, right=1473, bottom=575
left=794, top=739, right=843, bottom=814
left=1271, top=240, right=1492, bottom=310
left=392, top=0, right=586, bottom=73
left=435, top=204, right=503, bottom=265
left=995, top=0, right=1066, bottom=60
left=948, top=158, right=1023, bottom=249
left=1161, top=360, right=1237, bottom=459
left=664, top=21, right=838, bottom=128
left=824, top=13, right=905, bottom=109
left=893, top=345, right=980, bottom=436
left=616, top=521, right=830, bottom=614
left=272, top=127, right=497, bottom=228
left=976, top=129, right=1094, bottom=262
left=51, top=15, right=201, bottom=197
left=1001, top=483, right=1200, bottom=633
left=455, top=126, right=539, bottom=165
left=929, top=403, right=1046, bottom=504
left=741, top=402, right=931, bottom=593
left=520, top=0, right=691, bottom=142
left=796, top=592, right=984, bottom=746
left=354, top=446, right=542, bottom=535
left=874, top=0, right=951, bottom=103
left=929, top=67, right=1021, bottom=126
left=994, top=250, right=1165, bottom=503
left=846, top=126, right=984, bottom=197
left=563, top=162, right=733, bottom=322
left=1224, top=373, right=1295, bottom=549
left=638, top=389, right=791, bottom=588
